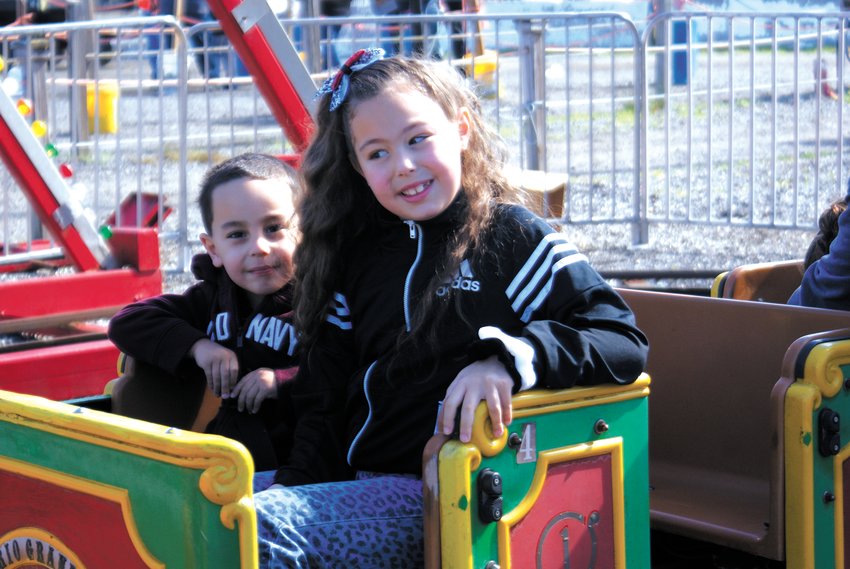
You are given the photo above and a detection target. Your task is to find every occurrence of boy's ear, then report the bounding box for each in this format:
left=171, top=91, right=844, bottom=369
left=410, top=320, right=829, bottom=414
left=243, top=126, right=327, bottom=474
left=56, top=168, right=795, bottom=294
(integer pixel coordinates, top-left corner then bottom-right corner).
left=200, top=233, right=224, bottom=267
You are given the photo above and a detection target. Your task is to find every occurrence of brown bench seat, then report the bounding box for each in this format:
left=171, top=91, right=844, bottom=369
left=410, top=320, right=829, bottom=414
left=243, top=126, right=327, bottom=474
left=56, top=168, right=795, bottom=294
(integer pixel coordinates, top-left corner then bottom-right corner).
left=712, top=259, right=804, bottom=303
left=619, top=288, right=850, bottom=560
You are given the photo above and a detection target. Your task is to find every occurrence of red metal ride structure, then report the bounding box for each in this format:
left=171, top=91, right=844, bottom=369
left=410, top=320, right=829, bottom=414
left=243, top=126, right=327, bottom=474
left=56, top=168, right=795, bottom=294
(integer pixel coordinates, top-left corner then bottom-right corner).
left=0, top=85, right=162, bottom=399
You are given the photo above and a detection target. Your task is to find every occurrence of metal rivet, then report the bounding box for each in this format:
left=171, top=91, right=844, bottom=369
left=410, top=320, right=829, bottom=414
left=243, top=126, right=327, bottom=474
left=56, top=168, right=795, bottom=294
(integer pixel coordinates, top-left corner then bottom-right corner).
left=508, top=432, right=522, bottom=449
left=594, top=419, right=609, bottom=434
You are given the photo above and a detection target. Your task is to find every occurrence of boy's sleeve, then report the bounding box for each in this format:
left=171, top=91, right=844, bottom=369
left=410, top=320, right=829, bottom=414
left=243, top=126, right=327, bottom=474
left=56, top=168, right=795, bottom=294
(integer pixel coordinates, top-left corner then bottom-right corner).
left=273, top=294, right=356, bottom=486
left=471, top=209, right=649, bottom=391
left=107, top=285, right=211, bottom=374
left=789, top=190, right=850, bottom=309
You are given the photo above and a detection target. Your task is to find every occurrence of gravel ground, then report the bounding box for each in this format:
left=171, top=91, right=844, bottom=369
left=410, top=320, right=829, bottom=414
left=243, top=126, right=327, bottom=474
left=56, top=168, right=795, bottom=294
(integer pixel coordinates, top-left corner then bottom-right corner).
left=560, top=220, right=813, bottom=289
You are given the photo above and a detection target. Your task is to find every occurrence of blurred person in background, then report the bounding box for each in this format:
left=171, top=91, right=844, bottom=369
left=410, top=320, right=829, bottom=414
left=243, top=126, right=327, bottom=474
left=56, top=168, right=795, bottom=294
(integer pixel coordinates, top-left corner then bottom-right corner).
left=320, top=0, right=352, bottom=68
left=138, top=0, right=174, bottom=79
left=788, top=183, right=850, bottom=308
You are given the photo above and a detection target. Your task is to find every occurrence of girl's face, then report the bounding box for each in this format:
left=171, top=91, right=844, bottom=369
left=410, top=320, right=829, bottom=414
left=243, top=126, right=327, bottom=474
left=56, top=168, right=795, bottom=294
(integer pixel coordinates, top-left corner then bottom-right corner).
left=348, top=86, right=471, bottom=221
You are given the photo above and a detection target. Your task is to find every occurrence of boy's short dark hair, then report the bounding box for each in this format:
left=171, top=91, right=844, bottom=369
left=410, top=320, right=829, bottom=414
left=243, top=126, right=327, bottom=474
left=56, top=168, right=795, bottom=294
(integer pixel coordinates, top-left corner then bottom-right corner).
left=199, top=153, right=299, bottom=233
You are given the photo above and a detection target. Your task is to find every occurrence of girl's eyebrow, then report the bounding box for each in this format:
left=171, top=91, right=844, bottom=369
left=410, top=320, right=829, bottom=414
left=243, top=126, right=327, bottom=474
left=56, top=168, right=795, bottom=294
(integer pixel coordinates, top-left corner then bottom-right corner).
left=356, top=135, right=386, bottom=153
left=356, top=122, right=426, bottom=153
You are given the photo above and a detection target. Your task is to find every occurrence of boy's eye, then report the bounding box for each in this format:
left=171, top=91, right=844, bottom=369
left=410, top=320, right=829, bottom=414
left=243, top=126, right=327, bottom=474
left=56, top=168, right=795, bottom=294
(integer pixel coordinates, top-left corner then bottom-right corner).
left=226, top=230, right=246, bottom=239
left=266, top=223, right=286, bottom=235
left=410, top=134, right=429, bottom=145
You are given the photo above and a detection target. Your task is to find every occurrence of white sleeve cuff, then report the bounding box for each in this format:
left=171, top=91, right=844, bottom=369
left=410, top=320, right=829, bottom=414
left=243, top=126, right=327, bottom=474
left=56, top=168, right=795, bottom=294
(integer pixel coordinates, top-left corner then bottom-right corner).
left=478, top=326, right=537, bottom=391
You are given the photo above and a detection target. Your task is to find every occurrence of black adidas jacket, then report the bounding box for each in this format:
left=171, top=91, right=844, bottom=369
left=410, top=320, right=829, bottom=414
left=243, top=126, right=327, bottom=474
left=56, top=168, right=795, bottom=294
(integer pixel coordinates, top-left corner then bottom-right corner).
left=274, top=200, right=648, bottom=485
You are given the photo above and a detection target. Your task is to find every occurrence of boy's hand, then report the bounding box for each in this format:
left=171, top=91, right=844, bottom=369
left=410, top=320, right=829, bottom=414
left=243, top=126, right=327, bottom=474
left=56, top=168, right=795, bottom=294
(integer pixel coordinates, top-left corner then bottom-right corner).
left=439, top=355, right=514, bottom=443
left=231, top=368, right=277, bottom=413
left=189, top=339, right=239, bottom=398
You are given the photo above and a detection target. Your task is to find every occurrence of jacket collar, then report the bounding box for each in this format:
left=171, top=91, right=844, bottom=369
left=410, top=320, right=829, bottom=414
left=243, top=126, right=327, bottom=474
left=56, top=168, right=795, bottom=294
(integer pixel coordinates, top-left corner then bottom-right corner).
left=374, top=190, right=468, bottom=234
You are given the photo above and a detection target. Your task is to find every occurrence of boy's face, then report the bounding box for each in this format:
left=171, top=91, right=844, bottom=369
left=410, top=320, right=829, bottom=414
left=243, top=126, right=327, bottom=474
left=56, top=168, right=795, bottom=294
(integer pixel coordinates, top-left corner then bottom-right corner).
left=200, top=177, right=296, bottom=308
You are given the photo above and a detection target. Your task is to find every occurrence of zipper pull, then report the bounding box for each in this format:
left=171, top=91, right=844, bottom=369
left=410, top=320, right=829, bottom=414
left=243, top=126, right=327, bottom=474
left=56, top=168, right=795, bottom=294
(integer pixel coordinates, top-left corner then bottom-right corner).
left=405, top=220, right=416, bottom=239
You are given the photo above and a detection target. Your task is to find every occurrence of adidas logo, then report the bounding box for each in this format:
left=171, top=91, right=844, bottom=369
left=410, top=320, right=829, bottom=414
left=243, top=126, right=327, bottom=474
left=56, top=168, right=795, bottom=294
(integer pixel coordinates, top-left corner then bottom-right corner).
left=436, top=260, right=481, bottom=297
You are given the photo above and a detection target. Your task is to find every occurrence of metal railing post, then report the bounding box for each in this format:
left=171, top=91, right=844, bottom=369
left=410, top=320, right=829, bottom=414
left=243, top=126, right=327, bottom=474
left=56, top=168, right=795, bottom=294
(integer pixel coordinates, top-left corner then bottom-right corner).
left=66, top=0, right=95, bottom=152
left=11, top=37, right=51, bottom=241
left=302, top=0, right=322, bottom=73
left=634, top=20, right=651, bottom=245
left=517, top=18, right=545, bottom=172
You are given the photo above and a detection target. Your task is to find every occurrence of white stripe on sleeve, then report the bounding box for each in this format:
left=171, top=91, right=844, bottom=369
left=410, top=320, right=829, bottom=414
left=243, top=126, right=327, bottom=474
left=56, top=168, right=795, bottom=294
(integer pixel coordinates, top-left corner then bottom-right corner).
left=478, top=326, right=537, bottom=391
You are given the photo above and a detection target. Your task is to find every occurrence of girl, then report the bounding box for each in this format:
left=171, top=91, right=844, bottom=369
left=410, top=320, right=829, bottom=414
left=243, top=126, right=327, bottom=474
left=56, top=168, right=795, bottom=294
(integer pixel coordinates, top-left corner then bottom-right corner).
left=254, top=49, right=649, bottom=567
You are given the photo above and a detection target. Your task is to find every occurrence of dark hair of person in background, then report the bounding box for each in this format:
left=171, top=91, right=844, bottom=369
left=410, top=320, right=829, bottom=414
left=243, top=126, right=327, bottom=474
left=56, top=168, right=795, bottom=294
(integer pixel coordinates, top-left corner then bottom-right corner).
left=804, top=197, right=849, bottom=269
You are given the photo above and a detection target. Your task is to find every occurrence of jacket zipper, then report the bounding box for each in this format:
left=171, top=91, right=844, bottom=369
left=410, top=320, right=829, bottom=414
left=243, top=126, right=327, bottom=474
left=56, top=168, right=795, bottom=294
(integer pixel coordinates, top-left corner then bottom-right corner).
left=402, top=220, right=423, bottom=332
left=347, top=360, right=377, bottom=466
left=349, top=222, right=422, bottom=465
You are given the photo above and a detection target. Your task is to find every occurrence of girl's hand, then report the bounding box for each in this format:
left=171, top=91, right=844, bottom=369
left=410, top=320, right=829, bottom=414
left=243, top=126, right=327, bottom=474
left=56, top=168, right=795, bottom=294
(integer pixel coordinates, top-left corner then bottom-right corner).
left=440, top=355, right=514, bottom=443
left=231, top=368, right=277, bottom=413
left=189, top=339, right=239, bottom=398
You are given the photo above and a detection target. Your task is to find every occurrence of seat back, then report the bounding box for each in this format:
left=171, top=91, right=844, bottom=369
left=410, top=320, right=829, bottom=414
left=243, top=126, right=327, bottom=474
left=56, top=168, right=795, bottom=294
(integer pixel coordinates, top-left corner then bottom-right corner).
left=110, top=355, right=221, bottom=432
left=782, top=327, right=850, bottom=568
left=0, top=389, right=256, bottom=567
left=713, top=259, right=804, bottom=303
left=619, top=288, right=850, bottom=560
left=423, top=377, right=651, bottom=569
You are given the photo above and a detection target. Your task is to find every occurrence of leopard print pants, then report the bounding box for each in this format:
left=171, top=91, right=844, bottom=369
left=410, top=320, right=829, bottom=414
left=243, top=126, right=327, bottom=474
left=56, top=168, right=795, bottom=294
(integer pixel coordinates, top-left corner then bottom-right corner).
left=254, top=472, right=424, bottom=568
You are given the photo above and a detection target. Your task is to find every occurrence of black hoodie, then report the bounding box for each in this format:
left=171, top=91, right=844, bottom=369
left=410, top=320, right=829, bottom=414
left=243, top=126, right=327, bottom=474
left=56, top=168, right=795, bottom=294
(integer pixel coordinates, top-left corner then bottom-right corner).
left=108, top=253, right=299, bottom=470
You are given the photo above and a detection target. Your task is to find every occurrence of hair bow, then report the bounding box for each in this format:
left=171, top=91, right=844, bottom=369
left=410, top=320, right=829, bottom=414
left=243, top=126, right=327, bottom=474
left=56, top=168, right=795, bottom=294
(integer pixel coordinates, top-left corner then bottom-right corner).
left=315, top=48, right=385, bottom=111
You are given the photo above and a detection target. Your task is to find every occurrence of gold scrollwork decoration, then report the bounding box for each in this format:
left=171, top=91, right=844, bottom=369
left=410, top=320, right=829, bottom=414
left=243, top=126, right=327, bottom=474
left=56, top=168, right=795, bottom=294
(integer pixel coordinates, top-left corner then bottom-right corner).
left=470, top=402, right=509, bottom=457
left=800, top=341, right=850, bottom=400
left=199, top=456, right=250, bottom=505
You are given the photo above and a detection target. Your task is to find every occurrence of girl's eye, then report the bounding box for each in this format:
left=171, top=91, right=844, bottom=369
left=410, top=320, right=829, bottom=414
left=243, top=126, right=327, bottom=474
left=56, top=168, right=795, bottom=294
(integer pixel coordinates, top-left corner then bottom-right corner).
left=367, top=149, right=387, bottom=160
left=410, top=134, right=429, bottom=145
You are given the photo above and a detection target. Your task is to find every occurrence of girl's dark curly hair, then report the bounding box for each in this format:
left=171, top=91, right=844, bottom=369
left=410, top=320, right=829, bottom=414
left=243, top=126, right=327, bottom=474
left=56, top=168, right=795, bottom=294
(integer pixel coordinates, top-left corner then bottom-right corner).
left=294, top=55, right=516, bottom=350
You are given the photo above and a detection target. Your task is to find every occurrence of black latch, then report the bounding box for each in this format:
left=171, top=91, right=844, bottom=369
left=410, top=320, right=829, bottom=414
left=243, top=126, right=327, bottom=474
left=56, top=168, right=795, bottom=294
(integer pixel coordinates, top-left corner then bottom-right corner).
left=819, top=408, right=841, bottom=457
left=478, top=468, right=503, bottom=523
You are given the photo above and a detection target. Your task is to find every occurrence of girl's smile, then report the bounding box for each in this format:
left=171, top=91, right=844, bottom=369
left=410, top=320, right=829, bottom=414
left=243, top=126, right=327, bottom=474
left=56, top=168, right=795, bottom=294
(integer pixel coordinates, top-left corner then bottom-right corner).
left=400, top=180, right=432, bottom=200
left=349, top=86, right=471, bottom=221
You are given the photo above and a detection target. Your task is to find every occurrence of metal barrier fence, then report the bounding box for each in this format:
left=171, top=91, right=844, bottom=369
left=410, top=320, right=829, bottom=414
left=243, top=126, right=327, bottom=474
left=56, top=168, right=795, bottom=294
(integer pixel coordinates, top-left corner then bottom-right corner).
left=640, top=11, right=849, bottom=242
left=0, top=9, right=846, bottom=273
left=0, top=16, right=191, bottom=270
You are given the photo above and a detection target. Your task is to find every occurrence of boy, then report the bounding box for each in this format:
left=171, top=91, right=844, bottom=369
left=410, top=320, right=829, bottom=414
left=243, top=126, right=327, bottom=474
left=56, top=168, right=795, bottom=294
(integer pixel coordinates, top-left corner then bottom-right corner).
left=108, top=152, right=301, bottom=471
